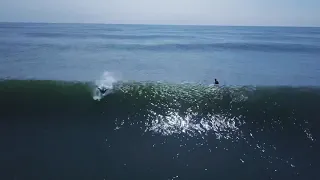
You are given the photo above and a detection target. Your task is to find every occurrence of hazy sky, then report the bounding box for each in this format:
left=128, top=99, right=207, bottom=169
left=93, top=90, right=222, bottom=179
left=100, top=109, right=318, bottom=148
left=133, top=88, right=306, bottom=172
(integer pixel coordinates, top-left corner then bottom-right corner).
left=0, top=0, right=319, bottom=26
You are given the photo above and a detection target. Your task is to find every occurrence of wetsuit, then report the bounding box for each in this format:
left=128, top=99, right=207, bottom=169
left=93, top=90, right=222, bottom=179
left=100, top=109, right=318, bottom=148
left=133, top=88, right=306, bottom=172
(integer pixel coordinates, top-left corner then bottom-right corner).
left=98, top=87, right=107, bottom=94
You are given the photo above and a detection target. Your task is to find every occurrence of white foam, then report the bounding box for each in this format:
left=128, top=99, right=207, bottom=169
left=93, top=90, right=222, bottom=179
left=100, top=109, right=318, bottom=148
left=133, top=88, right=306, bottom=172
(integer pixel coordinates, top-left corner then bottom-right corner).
left=93, top=71, right=118, bottom=101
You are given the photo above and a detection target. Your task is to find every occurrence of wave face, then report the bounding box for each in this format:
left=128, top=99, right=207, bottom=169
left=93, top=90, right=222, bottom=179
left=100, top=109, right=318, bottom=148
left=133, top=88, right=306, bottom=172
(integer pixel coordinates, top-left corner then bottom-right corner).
left=1, top=79, right=318, bottom=138
left=1, top=79, right=319, bottom=180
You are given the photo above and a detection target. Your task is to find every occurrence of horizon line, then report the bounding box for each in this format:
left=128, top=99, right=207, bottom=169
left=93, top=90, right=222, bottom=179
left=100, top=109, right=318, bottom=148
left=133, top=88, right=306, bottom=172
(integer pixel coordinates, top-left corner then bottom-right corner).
left=0, top=21, right=319, bottom=28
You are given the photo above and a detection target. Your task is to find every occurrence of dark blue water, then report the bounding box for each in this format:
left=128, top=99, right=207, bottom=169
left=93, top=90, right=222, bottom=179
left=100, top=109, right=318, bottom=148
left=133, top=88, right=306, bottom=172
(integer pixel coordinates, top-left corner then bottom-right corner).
left=1, top=23, right=320, bottom=180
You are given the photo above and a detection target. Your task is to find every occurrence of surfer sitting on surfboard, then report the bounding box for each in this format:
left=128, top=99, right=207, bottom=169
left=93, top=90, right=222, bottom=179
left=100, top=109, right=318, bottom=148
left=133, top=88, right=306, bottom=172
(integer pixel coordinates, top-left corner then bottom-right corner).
left=214, top=78, right=219, bottom=85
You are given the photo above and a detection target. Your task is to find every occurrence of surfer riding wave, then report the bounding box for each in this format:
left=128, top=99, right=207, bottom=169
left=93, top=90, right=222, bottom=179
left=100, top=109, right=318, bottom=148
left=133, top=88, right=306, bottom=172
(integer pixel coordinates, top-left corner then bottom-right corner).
left=97, top=86, right=108, bottom=95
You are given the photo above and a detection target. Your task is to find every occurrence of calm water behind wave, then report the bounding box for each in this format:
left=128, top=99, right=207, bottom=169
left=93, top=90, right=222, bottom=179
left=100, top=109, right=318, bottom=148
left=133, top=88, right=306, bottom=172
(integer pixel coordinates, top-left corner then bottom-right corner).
left=1, top=23, right=320, bottom=85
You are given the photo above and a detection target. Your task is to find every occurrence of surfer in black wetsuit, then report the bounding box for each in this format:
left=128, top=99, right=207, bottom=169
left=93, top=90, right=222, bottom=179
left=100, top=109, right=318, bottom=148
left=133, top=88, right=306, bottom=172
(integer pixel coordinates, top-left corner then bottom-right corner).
left=214, top=78, right=219, bottom=85
left=97, top=86, right=108, bottom=94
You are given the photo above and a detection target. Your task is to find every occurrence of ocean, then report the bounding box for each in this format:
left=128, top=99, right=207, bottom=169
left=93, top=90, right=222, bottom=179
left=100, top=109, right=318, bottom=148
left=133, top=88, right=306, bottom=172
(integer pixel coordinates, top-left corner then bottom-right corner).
left=0, top=23, right=320, bottom=180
